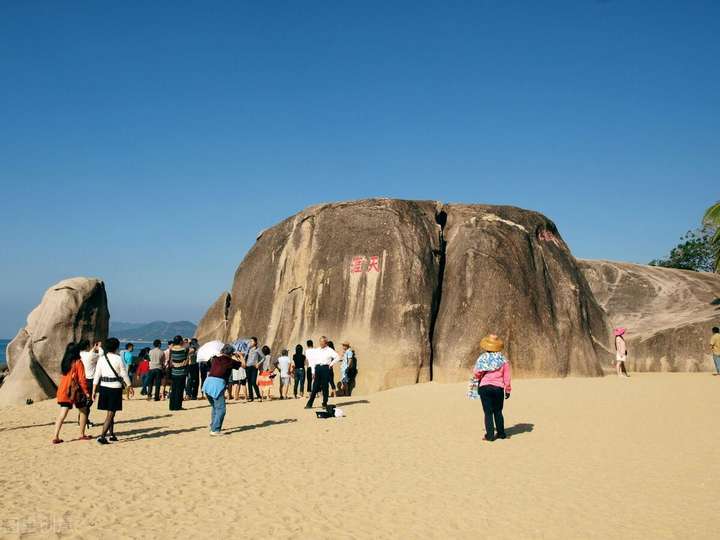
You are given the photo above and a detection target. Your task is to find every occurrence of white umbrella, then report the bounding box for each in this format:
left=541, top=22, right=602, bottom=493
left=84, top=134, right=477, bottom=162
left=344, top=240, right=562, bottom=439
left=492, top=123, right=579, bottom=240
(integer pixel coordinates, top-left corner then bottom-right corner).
left=197, top=340, right=224, bottom=363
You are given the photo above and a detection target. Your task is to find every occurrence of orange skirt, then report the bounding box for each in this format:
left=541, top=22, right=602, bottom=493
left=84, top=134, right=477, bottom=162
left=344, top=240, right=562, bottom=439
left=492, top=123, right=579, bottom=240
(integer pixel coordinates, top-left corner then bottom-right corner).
left=258, top=371, right=273, bottom=387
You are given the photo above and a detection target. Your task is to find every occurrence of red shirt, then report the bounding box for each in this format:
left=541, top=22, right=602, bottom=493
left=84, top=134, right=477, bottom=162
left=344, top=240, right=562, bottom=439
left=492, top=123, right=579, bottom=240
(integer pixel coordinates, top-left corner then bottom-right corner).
left=137, top=359, right=150, bottom=376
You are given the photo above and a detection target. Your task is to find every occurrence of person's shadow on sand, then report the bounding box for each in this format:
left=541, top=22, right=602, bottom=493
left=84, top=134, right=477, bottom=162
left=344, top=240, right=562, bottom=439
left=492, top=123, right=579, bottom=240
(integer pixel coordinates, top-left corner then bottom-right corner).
left=224, top=418, right=297, bottom=435
left=505, top=423, right=534, bottom=437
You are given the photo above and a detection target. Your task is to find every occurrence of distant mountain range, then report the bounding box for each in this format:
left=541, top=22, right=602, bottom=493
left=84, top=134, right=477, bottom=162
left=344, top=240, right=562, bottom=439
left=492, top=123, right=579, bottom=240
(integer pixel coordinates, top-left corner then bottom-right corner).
left=110, top=321, right=197, bottom=341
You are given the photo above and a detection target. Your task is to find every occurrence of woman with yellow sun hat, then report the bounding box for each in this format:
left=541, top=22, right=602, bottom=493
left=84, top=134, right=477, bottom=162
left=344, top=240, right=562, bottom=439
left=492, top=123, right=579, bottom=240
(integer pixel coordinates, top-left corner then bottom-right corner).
left=472, top=334, right=512, bottom=441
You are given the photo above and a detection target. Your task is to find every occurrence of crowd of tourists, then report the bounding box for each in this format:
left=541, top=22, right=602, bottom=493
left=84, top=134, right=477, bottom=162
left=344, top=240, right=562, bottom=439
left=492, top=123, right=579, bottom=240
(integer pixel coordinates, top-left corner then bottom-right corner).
left=51, top=334, right=358, bottom=444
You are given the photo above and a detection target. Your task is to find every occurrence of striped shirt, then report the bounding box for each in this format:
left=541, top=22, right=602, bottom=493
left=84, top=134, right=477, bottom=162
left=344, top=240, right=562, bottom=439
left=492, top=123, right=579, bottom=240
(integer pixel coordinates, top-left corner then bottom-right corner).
left=169, top=346, right=189, bottom=376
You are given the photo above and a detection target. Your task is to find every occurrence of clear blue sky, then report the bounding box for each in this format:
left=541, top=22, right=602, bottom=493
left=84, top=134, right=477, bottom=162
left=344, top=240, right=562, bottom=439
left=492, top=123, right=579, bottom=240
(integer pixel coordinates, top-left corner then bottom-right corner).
left=1, top=1, right=718, bottom=338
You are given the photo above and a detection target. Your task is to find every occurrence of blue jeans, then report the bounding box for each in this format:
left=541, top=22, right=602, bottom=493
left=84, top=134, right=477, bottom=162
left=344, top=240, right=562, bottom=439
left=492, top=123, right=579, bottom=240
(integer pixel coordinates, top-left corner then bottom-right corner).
left=207, top=393, right=226, bottom=432
left=714, top=354, right=720, bottom=374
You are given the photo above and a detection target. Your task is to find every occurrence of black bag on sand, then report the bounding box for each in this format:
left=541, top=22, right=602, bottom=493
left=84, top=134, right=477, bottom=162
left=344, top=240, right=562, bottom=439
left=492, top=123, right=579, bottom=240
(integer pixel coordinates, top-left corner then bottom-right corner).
left=315, top=404, right=336, bottom=419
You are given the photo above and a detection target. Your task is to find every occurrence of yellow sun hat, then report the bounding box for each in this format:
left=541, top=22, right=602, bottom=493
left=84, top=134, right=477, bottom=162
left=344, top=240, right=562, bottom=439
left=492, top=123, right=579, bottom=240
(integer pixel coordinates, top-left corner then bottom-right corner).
left=480, top=334, right=504, bottom=352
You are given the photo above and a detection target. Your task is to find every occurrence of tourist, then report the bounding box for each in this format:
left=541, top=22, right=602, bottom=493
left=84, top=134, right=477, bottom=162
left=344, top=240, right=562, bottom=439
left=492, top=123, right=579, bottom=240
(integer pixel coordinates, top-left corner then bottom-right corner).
left=146, top=339, right=164, bottom=401
left=340, top=342, right=357, bottom=396
left=305, top=336, right=340, bottom=409
left=711, top=327, right=720, bottom=375
left=614, top=328, right=630, bottom=378
left=277, top=349, right=291, bottom=399
left=137, top=348, right=150, bottom=395
left=185, top=338, right=200, bottom=399
left=244, top=337, right=265, bottom=402
left=258, top=345, right=276, bottom=400
left=229, top=355, right=247, bottom=401
left=162, top=340, right=173, bottom=399
left=52, top=343, right=92, bottom=444
left=93, top=337, right=133, bottom=444
left=305, top=339, right=315, bottom=392
left=79, top=339, right=101, bottom=426
left=198, top=347, right=210, bottom=399
left=292, top=344, right=306, bottom=398
left=473, top=334, right=512, bottom=442
left=202, top=344, right=243, bottom=435
left=327, top=341, right=338, bottom=398
left=122, top=343, right=134, bottom=398
left=168, top=335, right=189, bottom=411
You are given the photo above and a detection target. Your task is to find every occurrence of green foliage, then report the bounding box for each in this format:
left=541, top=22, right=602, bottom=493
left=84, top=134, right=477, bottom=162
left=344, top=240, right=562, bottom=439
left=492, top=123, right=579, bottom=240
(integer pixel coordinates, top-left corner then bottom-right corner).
left=649, top=226, right=716, bottom=272
left=702, top=201, right=720, bottom=272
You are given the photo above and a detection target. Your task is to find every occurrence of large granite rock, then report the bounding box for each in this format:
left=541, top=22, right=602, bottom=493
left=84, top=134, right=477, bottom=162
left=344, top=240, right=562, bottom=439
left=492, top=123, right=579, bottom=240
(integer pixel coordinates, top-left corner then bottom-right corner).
left=0, top=278, right=109, bottom=406
left=201, top=199, right=608, bottom=392
left=223, top=199, right=442, bottom=392
left=578, top=260, right=720, bottom=372
left=432, top=205, right=608, bottom=381
left=195, top=292, right=231, bottom=343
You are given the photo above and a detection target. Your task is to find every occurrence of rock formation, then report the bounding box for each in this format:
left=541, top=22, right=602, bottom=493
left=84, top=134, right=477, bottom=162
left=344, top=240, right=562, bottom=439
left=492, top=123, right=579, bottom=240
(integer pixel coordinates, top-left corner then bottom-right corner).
left=195, top=292, right=231, bottom=343
left=201, top=198, right=608, bottom=392
left=432, top=205, right=608, bottom=382
left=0, top=277, right=109, bottom=406
left=578, top=260, right=720, bottom=372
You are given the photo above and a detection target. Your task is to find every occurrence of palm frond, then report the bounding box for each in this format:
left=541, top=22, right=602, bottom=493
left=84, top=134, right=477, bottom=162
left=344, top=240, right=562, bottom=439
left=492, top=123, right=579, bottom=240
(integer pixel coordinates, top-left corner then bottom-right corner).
left=703, top=201, right=720, bottom=227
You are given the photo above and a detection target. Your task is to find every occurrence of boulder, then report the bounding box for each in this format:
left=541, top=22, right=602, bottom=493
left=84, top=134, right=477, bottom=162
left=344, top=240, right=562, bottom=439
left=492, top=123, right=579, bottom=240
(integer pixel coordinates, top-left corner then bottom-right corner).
left=200, top=198, right=609, bottom=392
left=0, top=278, right=109, bottom=406
left=578, top=260, right=720, bottom=371
left=195, top=292, right=231, bottom=343
left=222, top=199, right=443, bottom=392
left=432, top=205, right=608, bottom=382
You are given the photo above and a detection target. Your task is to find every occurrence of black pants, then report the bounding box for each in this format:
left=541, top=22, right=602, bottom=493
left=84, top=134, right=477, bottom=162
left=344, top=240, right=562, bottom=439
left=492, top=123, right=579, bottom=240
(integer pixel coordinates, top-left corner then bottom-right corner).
left=347, top=376, right=356, bottom=396
left=199, top=362, right=209, bottom=393
left=329, top=367, right=336, bottom=391
left=186, top=364, right=199, bottom=399
left=479, top=385, right=505, bottom=439
left=147, top=368, right=163, bottom=401
left=246, top=366, right=262, bottom=400
left=169, top=374, right=186, bottom=410
left=306, top=365, right=330, bottom=408
left=306, top=367, right=313, bottom=393
left=293, top=368, right=305, bottom=396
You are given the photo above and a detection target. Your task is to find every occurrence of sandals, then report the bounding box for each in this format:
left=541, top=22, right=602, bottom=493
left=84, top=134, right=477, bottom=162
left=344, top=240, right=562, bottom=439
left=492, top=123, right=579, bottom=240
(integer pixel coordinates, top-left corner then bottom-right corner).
left=79, top=435, right=93, bottom=441
left=52, top=438, right=64, bottom=444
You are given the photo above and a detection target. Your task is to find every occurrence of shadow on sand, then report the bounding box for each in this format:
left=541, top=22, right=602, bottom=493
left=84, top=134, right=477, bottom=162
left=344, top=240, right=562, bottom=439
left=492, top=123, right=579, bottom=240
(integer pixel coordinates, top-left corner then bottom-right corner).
left=333, top=399, right=370, bottom=407
left=120, top=425, right=207, bottom=442
left=505, top=423, right=534, bottom=437
left=116, top=414, right=173, bottom=425
left=223, top=418, right=297, bottom=435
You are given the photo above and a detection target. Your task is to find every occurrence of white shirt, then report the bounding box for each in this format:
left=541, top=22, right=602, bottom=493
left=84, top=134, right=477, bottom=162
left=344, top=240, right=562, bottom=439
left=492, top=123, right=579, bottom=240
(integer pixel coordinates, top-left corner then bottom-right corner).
left=306, top=346, right=340, bottom=369
left=277, top=356, right=291, bottom=377
left=93, top=352, right=131, bottom=389
left=80, top=350, right=100, bottom=379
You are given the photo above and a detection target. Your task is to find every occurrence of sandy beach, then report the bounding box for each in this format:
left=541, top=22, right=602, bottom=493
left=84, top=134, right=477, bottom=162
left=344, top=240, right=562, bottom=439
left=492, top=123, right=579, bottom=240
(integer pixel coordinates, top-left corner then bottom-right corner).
left=1, top=373, right=719, bottom=539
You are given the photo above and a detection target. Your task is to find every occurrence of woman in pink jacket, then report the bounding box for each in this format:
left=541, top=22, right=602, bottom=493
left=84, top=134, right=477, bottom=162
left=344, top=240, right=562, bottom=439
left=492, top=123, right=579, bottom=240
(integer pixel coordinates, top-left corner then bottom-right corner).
left=473, top=334, right=512, bottom=441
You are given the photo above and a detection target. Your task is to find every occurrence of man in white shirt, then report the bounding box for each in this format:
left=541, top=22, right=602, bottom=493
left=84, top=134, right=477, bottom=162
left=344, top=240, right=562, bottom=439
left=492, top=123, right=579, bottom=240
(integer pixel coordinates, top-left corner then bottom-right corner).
left=305, top=336, right=340, bottom=409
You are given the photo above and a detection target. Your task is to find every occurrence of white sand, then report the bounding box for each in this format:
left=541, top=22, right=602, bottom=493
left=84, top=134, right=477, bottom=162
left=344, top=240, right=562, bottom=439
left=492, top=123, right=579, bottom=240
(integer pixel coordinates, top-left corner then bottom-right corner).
left=1, top=373, right=719, bottom=539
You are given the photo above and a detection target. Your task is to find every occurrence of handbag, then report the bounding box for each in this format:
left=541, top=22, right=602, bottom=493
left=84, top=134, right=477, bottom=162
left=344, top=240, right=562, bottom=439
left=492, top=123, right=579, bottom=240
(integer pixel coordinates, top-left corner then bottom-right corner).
left=67, top=363, right=90, bottom=408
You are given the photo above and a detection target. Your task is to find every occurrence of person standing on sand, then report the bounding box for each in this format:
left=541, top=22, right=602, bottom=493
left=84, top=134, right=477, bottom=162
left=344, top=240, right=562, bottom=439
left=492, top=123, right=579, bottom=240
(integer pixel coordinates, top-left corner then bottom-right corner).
left=137, top=348, right=150, bottom=395
left=258, top=345, right=276, bottom=400
left=305, top=336, right=340, bottom=409
left=185, top=338, right=200, bottom=399
left=711, top=327, right=720, bottom=375
left=305, top=340, right=315, bottom=391
left=614, top=328, right=630, bottom=378
left=79, top=339, right=101, bottom=426
left=93, top=338, right=133, bottom=445
left=168, top=335, right=189, bottom=411
left=122, top=343, right=134, bottom=397
left=277, top=349, right=291, bottom=399
left=245, top=337, right=265, bottom=402
left=472, top=334, right=512, bottom=442
left=146, top=339, right=164, bottom=401
left=202, top=344, right=243, bottom=435
left=52, top=343, right=92, bottom=444
left=292, top=344, right=306, bottom=398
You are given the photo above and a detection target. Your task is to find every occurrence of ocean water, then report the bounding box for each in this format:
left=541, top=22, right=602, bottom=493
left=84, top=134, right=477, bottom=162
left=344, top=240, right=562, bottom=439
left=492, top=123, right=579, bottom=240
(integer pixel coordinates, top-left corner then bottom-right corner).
left=1, top=339, right=8, bottom=369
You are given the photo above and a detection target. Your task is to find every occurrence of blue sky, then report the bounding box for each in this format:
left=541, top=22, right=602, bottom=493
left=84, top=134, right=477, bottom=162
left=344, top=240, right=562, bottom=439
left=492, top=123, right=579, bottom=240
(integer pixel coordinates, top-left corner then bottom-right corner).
left=1, top=1, right=718, bottom=337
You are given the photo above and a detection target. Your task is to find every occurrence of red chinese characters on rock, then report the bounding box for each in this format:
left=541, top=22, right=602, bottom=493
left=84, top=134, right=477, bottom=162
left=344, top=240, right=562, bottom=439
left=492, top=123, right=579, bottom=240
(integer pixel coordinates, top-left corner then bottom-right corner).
left=350, top=256, right=366, bottom=273
left=349, top=255, right=381, bottom=274
left=537, top=229, right=561, bottom=247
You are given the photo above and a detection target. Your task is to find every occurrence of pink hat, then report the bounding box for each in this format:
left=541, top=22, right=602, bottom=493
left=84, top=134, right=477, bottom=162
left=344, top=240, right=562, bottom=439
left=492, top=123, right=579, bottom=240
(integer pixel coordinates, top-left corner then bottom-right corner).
left=613, top=327, right=626, bottom=337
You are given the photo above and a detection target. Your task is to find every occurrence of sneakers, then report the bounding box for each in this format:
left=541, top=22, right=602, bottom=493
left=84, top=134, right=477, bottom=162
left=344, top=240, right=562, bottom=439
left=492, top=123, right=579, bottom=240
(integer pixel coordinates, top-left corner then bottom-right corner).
left=109, top=435, right=118, bottom=442
left=209, top=431, right=223, bottom=436
left=96, top=436, right=110, bottom=445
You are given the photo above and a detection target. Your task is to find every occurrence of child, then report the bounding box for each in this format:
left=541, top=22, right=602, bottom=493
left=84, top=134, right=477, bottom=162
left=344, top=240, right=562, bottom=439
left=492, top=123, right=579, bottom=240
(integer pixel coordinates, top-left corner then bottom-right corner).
left=258, top=345, right=275, bottom=400
left=277, top=349, right=291, bottom=399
